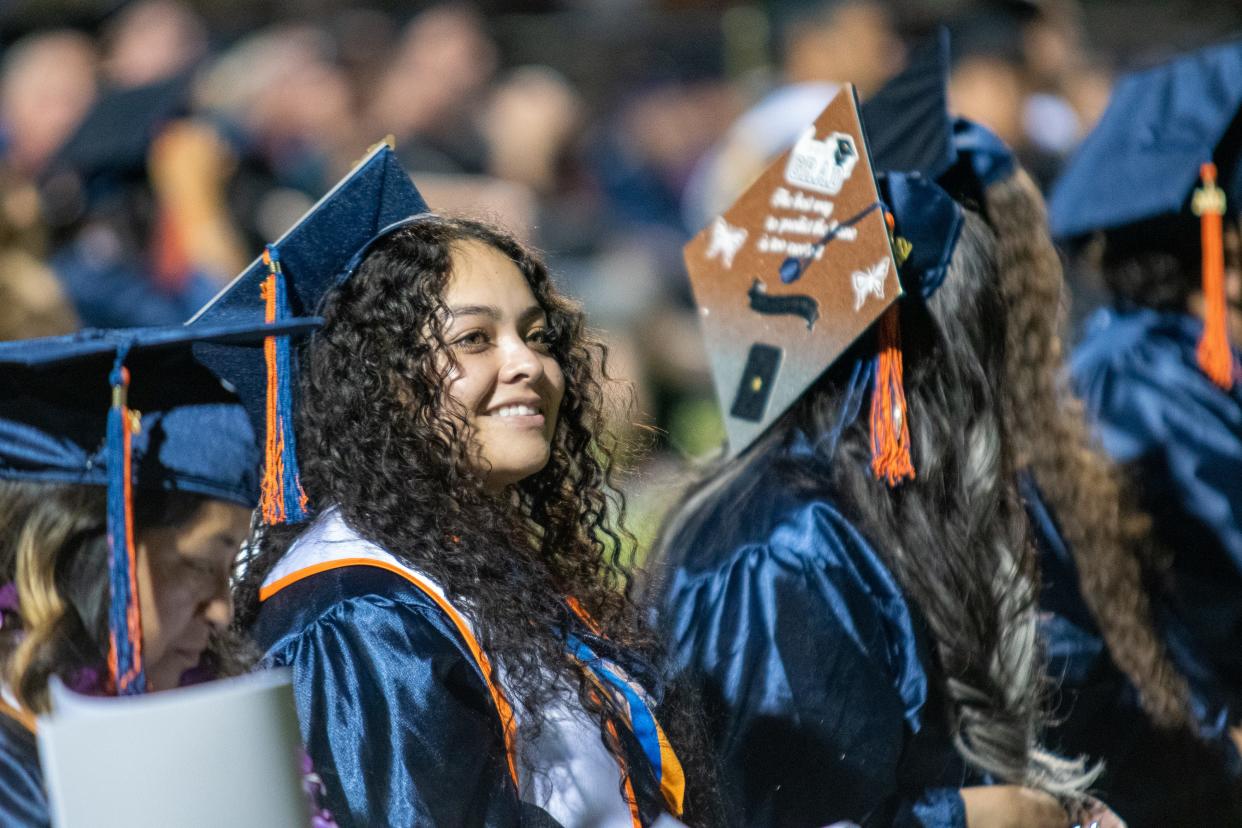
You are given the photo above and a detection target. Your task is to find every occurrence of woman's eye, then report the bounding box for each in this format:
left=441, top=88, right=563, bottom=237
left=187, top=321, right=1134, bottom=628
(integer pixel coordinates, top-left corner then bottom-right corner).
left=452, top=331, right=490, bottom=352
left=526, top=328, right=555, bottom=351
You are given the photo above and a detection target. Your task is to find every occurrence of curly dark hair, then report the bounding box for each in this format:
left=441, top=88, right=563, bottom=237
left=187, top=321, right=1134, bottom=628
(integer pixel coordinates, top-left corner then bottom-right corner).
left=984, top=168, right=1193, bottom=731
left=0, top=481, right=253, bottom=714
left=655, top=212, right=1097, bottom=800
left=234, top=215, right=718, bottom=823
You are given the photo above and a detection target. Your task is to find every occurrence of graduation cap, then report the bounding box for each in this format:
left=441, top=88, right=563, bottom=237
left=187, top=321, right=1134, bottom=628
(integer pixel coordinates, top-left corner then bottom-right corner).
left=939, top=117, right=1017, bottom=210
left=189, top=141, right=429, bottom=524
left=1049, top=37, right=1242, bottom=389
left=0, top=318, right=316, bottom=696
left=860, top=27, right=955, bottom=179
left=685, top=84, right=963, bottom=481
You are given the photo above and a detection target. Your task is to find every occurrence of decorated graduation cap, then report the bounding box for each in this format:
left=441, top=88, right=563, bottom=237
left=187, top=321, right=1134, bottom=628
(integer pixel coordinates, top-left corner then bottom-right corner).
left=685, top=84, right=963, bottom=481
left=189, top=142, right=429, bottom=524
left=0, top=319, right=316, bottom=695
left=1048, top=37, right=1242, bottom=389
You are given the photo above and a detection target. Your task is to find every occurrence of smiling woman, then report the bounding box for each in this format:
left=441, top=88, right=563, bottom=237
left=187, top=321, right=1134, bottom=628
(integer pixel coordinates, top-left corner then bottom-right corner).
left=229, top=212, right=718, bottom=828
left=440, top=240, right=566, bottom=491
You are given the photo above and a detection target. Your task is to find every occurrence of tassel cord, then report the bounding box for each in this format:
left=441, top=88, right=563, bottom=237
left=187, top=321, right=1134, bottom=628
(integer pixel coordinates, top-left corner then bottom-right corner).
left=106, top=346, right=145, bottom=695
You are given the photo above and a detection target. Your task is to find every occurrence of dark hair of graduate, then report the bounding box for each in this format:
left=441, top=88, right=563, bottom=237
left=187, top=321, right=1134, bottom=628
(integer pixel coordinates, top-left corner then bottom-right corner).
left=233, top=215, right=720, bottom=824
left=0, top=481, right=251, bottom=714
left=654, top=212, right=1097, bottom=799
left=1094, top=215, right=1202, bottom=313
left=985, top=168, right=1194, bottom=730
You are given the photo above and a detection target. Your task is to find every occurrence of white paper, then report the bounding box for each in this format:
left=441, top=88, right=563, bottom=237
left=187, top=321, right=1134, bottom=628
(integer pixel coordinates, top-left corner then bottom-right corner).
left=37, top=669, right=311, bottom=828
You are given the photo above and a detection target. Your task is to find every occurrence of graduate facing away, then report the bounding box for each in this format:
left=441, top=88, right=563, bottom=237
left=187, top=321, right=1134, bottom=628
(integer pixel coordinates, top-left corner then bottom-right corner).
left=191, top=145, right=712, bottom=827
left=1050, top=37, right=1242, bottom=730
left=651, top=85, right=1123, bottom=827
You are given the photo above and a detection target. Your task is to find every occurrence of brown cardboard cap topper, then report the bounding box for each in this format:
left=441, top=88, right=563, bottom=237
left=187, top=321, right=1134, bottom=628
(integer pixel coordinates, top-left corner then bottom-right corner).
left=684, top=84, right=901, bottom=461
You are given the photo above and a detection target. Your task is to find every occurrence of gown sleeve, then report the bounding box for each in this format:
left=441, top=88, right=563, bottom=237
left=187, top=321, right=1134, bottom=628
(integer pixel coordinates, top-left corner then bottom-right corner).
left=0, top=714, right=49, bottom=827
left=662, top=501, right=966, bottom=828
left=259, top=569, right=526, bottom=828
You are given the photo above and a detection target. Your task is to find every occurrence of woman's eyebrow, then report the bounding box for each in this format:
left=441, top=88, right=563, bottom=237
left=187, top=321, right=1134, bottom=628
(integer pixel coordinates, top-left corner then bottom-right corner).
left=517, top=306, right=547, bottom=326
left=448, top=304, right=500, bottom=320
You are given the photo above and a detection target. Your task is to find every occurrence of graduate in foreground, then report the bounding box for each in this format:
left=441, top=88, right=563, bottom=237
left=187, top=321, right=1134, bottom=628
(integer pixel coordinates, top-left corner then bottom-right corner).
left=191, top=144, right=713, bottom=827
left=652, top=86, right=1119, bottom=827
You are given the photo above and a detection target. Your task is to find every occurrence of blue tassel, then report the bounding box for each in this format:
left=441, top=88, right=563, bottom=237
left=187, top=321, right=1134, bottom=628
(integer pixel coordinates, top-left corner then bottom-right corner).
left=106, top=344, right=145, bottom=695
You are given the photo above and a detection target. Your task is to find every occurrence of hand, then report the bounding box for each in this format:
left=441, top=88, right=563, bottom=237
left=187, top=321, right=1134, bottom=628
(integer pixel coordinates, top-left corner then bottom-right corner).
left=961, top=786, right=1069, bottom=828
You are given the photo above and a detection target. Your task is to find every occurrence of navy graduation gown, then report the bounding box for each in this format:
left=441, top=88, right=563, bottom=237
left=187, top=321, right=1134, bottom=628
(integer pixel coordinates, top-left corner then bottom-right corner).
left=1071, top=306, right=1242, bottom=711
left=1021, top=473, right=1242, bottom=826
left=658, top=450, right=968, bottom=828
left=0, top=710, right=48, bottom=827
left=253, top=565, right=529, bottom=827
left=254, top=563, right=674, bottom=828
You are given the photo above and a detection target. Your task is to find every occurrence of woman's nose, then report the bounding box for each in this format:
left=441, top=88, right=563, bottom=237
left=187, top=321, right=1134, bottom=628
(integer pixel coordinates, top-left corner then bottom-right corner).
left=202, top=589, right=233, bottom=631
left=498, top=337, right=545, bottom=384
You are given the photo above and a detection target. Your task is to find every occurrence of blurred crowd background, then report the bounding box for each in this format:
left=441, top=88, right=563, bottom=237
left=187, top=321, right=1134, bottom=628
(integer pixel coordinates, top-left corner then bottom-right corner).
left=2, top=0, right=1240, bottom=547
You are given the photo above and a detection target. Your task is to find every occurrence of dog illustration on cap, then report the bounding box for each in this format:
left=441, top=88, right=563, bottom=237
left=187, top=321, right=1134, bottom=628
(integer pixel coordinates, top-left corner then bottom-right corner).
left=785, top=128, right=859, bottom=196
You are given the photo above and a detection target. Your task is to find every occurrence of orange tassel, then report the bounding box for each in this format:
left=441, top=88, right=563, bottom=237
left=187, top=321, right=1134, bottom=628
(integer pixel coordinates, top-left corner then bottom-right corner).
left=258, top=249, right=310, bottom=523
left=870, top=305, right=915, bottom=486
left=1193, top=163, right=1236, bottom=390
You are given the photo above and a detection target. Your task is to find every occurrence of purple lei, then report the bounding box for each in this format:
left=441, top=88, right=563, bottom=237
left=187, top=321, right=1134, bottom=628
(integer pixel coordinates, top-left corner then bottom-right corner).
left=300, top=749, right=339, bottom=828
left=0, top=583, right=17, bottom=615
left=0, top=583, right=18, bottom=631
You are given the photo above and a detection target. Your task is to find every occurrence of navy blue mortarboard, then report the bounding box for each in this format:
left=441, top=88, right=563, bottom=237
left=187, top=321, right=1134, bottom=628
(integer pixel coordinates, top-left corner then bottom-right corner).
left=40, top=73, right=191, bottom=229
left=189, top=141, right=428, bottom=525
left=190, top=142, right=428, bottom=327
left=1048, top=38, right=1242, bottom=389
left=861, top=27, right=955, bottom=179
left=1048, top=38, right=1242, bottom=240
left=0, top=319, right=316, bottom=696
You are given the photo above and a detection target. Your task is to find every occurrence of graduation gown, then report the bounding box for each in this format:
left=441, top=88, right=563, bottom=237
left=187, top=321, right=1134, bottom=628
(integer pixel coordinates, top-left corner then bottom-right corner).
left=0, top=707, right=48, bottom=827
left=658, top=448, right=969, bottom=828
left=1021, top=473, right=1242, bottom=826
left=253, top=509, right=681, bottom=828
left=1071, top=306, right=1242, bottom=712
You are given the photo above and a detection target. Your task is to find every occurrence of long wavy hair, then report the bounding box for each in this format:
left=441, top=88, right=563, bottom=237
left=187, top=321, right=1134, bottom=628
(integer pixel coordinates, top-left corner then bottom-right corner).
left=655, top=212, right=1097, bottom=800
left=0, top=481, right=250, bottom=714
left=234, top=215, right=718, bottom=823
left=983, top=168, right=1193, bottom=731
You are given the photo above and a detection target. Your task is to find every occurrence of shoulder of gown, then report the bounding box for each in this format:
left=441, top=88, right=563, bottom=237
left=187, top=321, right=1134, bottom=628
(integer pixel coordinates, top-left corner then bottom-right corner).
left=659, top=460, right=965, bottom=828
left=252, top=563, right=527, bottom=828
left=1070, top=305, right=1242, bottom=701
left=1070, top=306, right=1242, bottom=556
left=0, top=710, right=48, bottom=827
